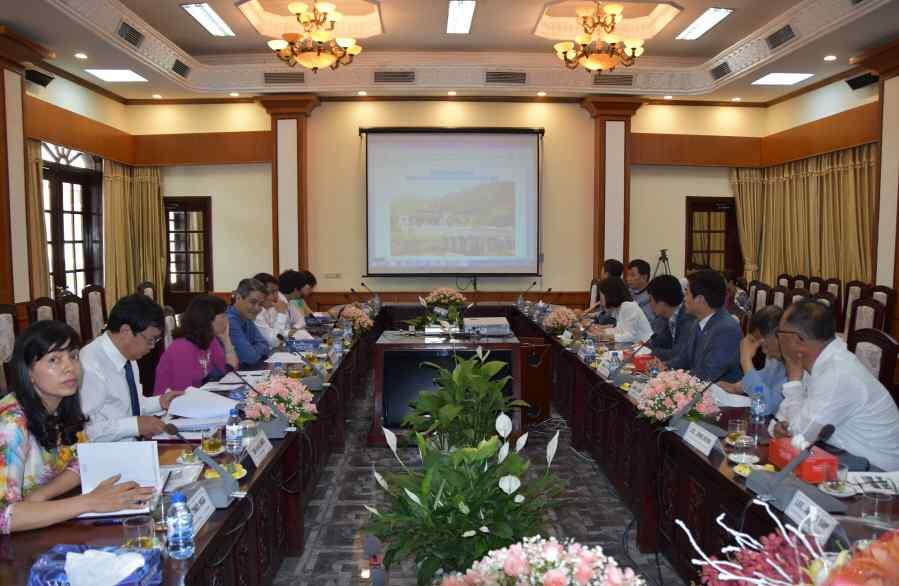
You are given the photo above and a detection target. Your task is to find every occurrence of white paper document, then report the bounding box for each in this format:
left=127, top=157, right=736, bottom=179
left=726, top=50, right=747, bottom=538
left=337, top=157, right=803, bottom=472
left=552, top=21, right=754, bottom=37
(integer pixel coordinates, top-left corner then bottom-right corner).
left=291, top=329, right=315, bottom=341
left=848, top=471, right=899, bottom=494
left=219, top=370, right=269, bottom=385
left=313, top=312, right=330, bottom=319
left=265, top=352, right=306, bottom=364
left=711, top=384, right=752, bottom=408
left=160, top=464, right=204, bottom=493
left=78, top=441, right=163, bottom=517
left=168, top=389, right=238, bottom=419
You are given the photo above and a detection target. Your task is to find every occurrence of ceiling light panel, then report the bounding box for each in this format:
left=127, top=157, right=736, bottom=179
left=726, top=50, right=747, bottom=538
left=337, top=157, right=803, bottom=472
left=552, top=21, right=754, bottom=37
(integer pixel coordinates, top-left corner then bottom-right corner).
left=676, top=7, right=733, bottom=40
left=447, top=1, right=476, bottom=34
left=182, top=3, right=236, bottom=37
left=85, top=69, right=148, bottom=82
left=752, top=73, right=814, bottom=85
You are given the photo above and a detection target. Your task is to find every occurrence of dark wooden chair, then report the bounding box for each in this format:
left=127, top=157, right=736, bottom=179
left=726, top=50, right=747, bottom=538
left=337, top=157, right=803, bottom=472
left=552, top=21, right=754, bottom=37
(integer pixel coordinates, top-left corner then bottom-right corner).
left=872, top=285, right=896, bottom=325
left=588, top=278, right=600, bottom=309
left=81, top=284, right=107, bottom=340
left=28, top=297, right=56, bottom=324
left=844, top=281, right=873, bottom=335
left=812, top=291, right=841, bottom=327
left=749, top=282, right=771, bottom=314
left=0, top=304, right=18, bottom=393
left=776, top=274, right=793, bottom=289
left=792, top=275, right=809, bottom=291
left=847, top=297, right=886, bottom=335
left=55, top=294, right=85, bottom=340
left=136, top=281, right=158, bottom=301
left=807, top=277, right=825, bottom=295
left=847, top=328, right=899, bottom=406
left=163, top=305, right=177, bottom=349
left=788, top=288, right=811, bottom=307
left=822, top=278, right=843, bottom=328
left=771, top=285, right=790, bottom=309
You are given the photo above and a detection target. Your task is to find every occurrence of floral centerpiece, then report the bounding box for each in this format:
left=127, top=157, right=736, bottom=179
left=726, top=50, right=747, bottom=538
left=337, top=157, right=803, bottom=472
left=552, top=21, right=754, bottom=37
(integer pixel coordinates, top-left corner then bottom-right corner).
left=635, top=369, right=718, bottom=423
left=408, top=288, right=469, bottom=330
left=543, top=306, right=578, bottom=335
left=339, top=304, right=374, bottom=335
left=244, top=375, right=318, bottom=429
left=438, top=536, right=644, bottom=585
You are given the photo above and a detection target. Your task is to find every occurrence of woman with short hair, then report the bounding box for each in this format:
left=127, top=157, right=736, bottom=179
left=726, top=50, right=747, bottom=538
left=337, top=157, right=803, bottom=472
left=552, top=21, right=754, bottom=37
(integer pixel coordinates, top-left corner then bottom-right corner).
left=592, top=277, right=653, bottom=344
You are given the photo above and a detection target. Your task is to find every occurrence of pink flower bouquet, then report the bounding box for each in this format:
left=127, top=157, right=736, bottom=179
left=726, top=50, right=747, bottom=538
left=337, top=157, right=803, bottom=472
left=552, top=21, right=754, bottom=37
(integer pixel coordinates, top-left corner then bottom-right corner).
left=340, top=304, right=374, bottom=334
left=543, top=306, right=578, bottom=334
left=425, top=287, right=468, bottom=307
left=636, top=369, right=718, bottom=423
left=245, top=375, right=318, bottom=429
left=439, top=536, right=644, bottom=586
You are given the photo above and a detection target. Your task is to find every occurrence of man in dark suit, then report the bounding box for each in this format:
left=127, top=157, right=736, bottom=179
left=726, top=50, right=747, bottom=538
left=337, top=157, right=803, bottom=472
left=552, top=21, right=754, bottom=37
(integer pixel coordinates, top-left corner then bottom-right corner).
left=665, top=270, right=742, bottom=383
left=647, top=274, right=695, bottom=362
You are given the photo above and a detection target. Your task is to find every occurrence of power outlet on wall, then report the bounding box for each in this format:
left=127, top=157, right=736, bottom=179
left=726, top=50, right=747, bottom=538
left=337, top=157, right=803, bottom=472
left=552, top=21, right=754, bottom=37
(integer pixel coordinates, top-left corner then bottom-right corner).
left=324, top=273, right=341, bottom=279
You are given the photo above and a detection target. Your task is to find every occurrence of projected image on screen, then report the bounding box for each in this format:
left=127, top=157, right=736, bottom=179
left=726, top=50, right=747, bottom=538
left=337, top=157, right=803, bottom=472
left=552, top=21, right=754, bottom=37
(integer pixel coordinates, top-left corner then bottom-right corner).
left=366, top=132, right=540, bottom=275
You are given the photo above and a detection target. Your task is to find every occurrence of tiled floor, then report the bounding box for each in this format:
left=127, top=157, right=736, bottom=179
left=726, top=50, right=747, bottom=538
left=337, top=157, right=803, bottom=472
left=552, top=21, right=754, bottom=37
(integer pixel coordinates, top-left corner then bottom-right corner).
left=274, top=389, right=685, bottom=585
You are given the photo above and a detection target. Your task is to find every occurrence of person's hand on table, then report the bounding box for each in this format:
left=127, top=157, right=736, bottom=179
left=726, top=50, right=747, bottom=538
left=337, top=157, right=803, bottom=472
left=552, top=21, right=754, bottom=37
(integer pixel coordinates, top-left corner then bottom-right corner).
left=137, top=416, right=168, bottom=438
left=160, top=389, right=185, bottom=410
left=82, top=474, right=156, bottom=513
left=717, top=381, right=745, bottom=395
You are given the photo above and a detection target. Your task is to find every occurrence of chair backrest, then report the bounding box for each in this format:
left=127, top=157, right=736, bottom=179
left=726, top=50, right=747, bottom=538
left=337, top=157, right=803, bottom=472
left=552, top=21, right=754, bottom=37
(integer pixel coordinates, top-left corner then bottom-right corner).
left=793, top=275, right=809, bottom=290
left=136, top=281, right=157, bottom=301
left=751, top=282, right=772, bottom=314
left=588, top=279, right=600, bottom=308
left=824, top=278, right=842, bottom=300
left=771, top=285, right=790, bottom=309
left=844, top=281, right=873, bottom=335
left=812, top=291, right=841, bottom=326
left=847, top=328, right=899, bottom=395
left=871, top=286, right=896, bottom=325
left=55, top=294, right=84, bottom=340
left=28, top=297, right=56, bottom=323
left=163, top=305, right=177, bottom=349
left=847, top=297, right=886, bottom=335
left=776, top=274, right=793, bottom=289
left=807, top=277, right=825, bottom=295
left=0, top=304, right=17, bottom=393
left=788, top=288, right=811, bottom=307
left=81, top=285, right=107, bottom=340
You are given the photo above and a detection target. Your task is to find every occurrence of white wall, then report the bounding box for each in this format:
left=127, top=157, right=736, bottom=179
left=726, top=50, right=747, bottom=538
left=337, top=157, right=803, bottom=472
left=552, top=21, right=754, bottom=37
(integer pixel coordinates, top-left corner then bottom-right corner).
left=632, top=104, right=767, bottom=136
left=876, top=75, right=899, bottom=286
left=629, top=166, right=734, bottom=276
left=126, top=103, right=270, bottom=135
left=161, top=164, right=273, bottom=292
left=766, top=78, right=879, bottom=136
left=26, top=75, right=129, bottom=132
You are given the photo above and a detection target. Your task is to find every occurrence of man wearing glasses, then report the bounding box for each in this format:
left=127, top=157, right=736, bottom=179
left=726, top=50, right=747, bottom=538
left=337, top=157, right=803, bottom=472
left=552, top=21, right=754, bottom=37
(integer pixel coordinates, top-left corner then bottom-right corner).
left=226, top=278, right=271, bottom=367
left=80, top=294, right=184, bottom=441
left=773, top=299, right=899, bottom=471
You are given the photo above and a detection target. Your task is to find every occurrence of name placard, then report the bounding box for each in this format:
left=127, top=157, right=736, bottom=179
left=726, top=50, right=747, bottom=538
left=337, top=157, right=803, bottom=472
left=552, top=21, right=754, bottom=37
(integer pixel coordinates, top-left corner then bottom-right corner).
left=785, top=490, right=837, bottom=543
left=247, top=431, right=273, bottom=467
left=187, top=487, right=215, bottom=536
left=684, top=423, right=717, bottom=457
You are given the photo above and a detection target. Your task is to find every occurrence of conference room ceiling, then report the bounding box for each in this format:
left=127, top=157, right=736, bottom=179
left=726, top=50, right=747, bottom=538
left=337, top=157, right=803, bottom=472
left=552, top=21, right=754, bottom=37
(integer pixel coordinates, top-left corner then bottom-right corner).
left=3, top=0, right=899, bottom=102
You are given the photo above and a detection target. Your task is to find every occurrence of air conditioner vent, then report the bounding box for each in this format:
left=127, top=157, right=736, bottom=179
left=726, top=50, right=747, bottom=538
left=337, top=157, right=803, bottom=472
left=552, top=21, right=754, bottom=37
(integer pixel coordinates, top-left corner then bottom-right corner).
left=171, top=59, right=191, bottom=78
left=592, top=73, right=633, bottom=86
left=485, top=71, right=527, bottom=84
left=710, top=61, right=732, bottom=81
left=117, top=21, right=144, bottom=48
left=765, top=24, right=796, bottom=50
left=374, top=70, right=416, bottom=83
left=264, top=72, right=306, bottom=84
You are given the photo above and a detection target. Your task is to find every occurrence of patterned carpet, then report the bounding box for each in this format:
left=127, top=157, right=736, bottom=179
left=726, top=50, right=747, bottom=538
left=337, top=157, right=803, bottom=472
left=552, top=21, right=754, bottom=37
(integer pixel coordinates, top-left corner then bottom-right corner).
left=274, top=387, right=685, bottom=586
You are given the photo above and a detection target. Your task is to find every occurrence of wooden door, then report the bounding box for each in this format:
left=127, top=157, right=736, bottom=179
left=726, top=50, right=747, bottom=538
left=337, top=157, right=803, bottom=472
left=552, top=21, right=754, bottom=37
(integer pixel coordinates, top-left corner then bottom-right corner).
left=164, top=197, right=213, bottom=313
left=685, top=197, right=744, bottom=276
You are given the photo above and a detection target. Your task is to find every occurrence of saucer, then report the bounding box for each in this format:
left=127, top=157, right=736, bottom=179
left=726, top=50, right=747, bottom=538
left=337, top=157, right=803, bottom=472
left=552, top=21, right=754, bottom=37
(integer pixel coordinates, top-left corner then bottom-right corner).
left=727, top=453, right=760, bottom=465
left=819, top=482, right=858, bottom=498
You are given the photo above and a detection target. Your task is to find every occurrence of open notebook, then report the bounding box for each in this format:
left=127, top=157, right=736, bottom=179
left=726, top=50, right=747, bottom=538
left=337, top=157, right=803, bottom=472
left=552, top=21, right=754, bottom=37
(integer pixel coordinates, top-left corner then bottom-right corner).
left=77, top=441, right=166, bottom=517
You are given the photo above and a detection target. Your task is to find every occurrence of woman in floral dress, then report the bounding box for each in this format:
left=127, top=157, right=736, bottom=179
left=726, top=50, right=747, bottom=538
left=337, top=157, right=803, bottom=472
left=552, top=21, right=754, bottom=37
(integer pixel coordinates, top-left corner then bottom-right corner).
left=0, top=321, right=154, bottom=533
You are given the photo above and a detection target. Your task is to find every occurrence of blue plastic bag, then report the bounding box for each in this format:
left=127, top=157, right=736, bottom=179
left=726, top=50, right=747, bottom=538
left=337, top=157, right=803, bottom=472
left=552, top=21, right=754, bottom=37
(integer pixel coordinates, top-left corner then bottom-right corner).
left=27, top=545, right=163, bottom=586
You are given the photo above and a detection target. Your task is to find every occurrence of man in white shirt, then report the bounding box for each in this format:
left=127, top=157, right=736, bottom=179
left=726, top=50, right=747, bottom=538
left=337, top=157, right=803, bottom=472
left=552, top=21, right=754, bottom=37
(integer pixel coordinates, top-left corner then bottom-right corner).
left=253, top=272, right=304, bottom=348
left=80, top=294, right=184, bottom=441
left=774, top=299, right=899, bottom=471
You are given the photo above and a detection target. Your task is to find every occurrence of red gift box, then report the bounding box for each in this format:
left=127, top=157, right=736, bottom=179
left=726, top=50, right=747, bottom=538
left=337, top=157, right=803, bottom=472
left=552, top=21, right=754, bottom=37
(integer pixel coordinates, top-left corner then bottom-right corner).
left=768, top=437, right=838, bottom=485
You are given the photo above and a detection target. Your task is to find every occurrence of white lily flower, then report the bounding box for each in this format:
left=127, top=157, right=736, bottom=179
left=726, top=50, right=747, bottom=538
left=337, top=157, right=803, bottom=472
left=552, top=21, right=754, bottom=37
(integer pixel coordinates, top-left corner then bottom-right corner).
left=479, top=526, right=490, bottom=533
left=515, top=432, right=528, bottom=453
left=547, top=430, right=560, bottom=467
left=497, top=441, right=510, bottom=464
left=498, top=475, right=521, bottom=495
left=495, top=412, right=512, bottom=439
left=514, top=494, right=525, bottom=504
left=404, top=488, right=423, bottom=507
left=461, top=530, right=476, bottom=538
left=373, top=469, right=389, bottom=491
left=363, top=505, right=381, bottom=516
left=419, top=296, right=427, bottom=307
left=458, top=501, right=470, bottom=515
left=475, top=346, right=484, bottom=361
left=383, top=427, right=398, bottom=457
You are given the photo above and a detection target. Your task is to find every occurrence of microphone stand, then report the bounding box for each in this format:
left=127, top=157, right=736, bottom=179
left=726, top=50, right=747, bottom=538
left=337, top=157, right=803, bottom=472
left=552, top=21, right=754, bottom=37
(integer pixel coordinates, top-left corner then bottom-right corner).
left=517, top=281, right=537, bottom=307
left=233, top=370, right=291, bottom=440
left=360, top=282, right=381, bottom=310
left=163, top=424, right=239, bottom=509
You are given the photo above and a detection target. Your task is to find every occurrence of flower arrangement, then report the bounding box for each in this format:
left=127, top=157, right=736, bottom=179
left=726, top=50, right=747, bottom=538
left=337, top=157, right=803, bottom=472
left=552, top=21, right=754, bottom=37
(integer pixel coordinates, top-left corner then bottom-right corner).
left=425, top=287, right=467, bottom=307
left=543, top=306, right=578, bottom=335
left=407, top=288, right=469, bottom=330
left=824, top=529, right=899, bottom=585
left=244, top=374, right=318, bottom=429
left=438, top=536, right=644, bottom=586
left=635, top=369, right=718, bottom=423
left=339, top=304, right=374, bottom=334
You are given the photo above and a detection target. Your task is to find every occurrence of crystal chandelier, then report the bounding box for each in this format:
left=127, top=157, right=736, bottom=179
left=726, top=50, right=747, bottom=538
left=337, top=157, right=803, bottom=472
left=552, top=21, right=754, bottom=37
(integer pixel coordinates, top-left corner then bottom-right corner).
left=266, top=2, right=362, bottom=72
left=553, top=2, right=644, bottom=73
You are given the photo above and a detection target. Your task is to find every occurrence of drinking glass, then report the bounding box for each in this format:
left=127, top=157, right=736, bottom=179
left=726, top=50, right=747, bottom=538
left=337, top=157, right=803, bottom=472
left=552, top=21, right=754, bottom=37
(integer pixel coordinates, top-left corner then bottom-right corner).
left=201, top=427, right=223, bottom=454
left=286, top=363, right=303, bottom=379
left=731, top=434, right=758, bottom=464
left=861, top=493, right=895, bottom=521
left=123, top=515, right=157, bottom=549
left=825, top=464, right=850, bottom=491
left=727, top=418, right=748, bottom=445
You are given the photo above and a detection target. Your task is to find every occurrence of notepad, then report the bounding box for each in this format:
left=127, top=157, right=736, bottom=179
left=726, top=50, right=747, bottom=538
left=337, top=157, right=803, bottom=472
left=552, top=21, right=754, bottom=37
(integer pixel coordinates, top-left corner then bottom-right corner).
left=168, top=389, right=238, bottom=419
left=77, top=442, right=164, bottom=517
left=711, top=385, right=752, bottom=408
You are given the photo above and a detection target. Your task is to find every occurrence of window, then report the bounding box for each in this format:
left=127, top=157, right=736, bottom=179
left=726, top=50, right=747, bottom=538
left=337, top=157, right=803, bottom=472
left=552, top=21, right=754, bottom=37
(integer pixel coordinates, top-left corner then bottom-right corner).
left=685, top=197, right=743, bottom=276
left=42, top=143, right=103, bottom=295
left=164, top=197, right=213, bottom=313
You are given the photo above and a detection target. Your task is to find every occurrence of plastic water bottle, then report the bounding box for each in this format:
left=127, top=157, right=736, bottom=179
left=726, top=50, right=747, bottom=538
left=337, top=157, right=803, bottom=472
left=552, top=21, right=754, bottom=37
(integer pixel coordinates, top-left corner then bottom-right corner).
left=751, top=387, right=766, bottom=423
left=331, top=338, right=344, bottom=363
left=226, top=408, right=244, bottom=454
left=271, top=362, right=285, bottom=377
left=608, top=351, right=621, bottom=377
left=582, top=339, right=597, bottom=365
left=166, top=492, right=195, bottom=559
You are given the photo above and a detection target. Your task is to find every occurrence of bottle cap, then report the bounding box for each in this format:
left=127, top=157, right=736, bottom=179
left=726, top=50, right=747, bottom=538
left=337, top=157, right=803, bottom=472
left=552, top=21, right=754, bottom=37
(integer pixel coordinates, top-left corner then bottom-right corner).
left=170, top=492, right=186, bottom=504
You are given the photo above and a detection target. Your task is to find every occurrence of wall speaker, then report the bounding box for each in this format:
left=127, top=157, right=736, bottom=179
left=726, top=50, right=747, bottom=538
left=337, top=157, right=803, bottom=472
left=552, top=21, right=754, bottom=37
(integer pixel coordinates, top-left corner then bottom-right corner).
left=25, top=69, right=54, bottom=87
left=846, top=72, right=879, bottom=90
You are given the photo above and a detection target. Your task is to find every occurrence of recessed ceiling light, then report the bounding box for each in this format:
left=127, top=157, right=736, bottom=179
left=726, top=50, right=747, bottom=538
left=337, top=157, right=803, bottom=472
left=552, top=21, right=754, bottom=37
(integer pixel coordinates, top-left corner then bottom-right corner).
left=229, top=92, right=240, bottom=97
left=731, top=97, right=741, bottom=102
left=663, top=95, right=673, bottom=100
left=152, top=94, right=162, bottom=99
left=74, top=52, right=88, bottom=60
left=537, top=91, right=547, bottom=97
left=447, top=90, right=457, bottom=96
left=824, top=55, right=838, bottom=62
left=447, top=0, right=476, bottom=34
left=752, top=73, right=814, bottom=86
left=85, top=69, right=148, bottom=82
left=357, top=90, right=367, bottom=96
left=181, top=3, right=235, bottom=37
left=676, top=7, right=733, bottom=40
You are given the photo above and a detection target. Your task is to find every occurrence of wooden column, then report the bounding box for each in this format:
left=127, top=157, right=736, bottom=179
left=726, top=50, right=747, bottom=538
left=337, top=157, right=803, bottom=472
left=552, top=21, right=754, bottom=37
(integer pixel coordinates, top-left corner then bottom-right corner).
left=258, top=95, right=320, bottom=275
left=851, top=39, right=899, bottom=333
left=581, top=97, right=642, bottom=278
left=0, top=27, right=52, bottom=304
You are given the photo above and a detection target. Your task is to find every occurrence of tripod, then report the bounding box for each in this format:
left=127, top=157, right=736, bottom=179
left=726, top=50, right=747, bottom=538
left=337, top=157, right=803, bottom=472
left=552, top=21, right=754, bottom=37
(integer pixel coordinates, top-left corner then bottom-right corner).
left=653, top=249, right=671, bottom=277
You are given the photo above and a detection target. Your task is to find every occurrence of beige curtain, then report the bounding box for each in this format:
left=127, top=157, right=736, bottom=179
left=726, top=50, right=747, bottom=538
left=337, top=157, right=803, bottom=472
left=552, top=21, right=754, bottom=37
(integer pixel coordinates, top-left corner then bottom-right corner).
left=102, top=161, right=166, bottom=309
left=732, top=143, right=877, bottom=286
left=25, top=140, right=50, bottom=297
left=730, top=167, right=765, bottom=281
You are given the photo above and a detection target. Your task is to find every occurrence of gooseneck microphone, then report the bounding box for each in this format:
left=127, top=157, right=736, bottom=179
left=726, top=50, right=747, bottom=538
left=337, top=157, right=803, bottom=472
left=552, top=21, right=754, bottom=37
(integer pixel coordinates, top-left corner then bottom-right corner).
left=163, top=423, right=239, bottom=509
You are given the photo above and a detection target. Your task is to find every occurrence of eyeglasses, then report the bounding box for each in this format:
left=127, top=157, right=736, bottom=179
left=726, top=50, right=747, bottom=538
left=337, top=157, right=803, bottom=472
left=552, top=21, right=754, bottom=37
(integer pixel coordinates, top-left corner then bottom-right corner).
left=138, top=331, right=162, bottom=347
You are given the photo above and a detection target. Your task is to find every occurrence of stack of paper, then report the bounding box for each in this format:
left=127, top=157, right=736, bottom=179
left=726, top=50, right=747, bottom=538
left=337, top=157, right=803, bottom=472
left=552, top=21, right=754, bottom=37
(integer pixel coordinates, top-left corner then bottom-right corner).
left=711, top=384, right=751, bottom=408
left=78, top=442, right=164, bottom=516
left=168, top=390, right=238, bottom=419
left=219, top=370, right=269, bottom=385
left=265, top=352, right=306, bottom=364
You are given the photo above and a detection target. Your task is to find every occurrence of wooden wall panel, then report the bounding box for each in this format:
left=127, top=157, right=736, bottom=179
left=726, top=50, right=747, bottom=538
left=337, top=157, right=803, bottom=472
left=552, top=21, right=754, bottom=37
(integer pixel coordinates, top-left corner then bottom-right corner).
left=133, top=131, right=273, bottom=166
left=631, top=133, right=762, bottom=167
left=761, top=102, right=881, bottom=166
left=24, top=96, right=135, bottom=164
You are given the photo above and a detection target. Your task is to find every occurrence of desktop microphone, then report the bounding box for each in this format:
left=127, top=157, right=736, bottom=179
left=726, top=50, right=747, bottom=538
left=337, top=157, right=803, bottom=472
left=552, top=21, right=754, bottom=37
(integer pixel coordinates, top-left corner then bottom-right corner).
left=541, top=287, right=553, bottom=303
left=516, top=281, right=538, bottom=303
left=745, top=424, right=847, bottom=514
left=667, top=374, right=728, bottom=440
left=163, top=424, right=239, bottom=509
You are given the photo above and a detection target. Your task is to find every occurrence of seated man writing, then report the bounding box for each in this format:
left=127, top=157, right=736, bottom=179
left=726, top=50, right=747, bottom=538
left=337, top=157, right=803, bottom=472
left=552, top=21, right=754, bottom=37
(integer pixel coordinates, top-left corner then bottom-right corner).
left=773, top=299, right=899, bottom=471
left=647, top=274, right=695, bottom=362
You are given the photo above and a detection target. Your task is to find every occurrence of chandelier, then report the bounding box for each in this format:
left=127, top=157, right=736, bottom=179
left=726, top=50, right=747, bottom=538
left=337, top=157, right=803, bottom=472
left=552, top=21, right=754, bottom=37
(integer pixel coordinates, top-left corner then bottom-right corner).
left=553, top=2, right=644, bottom=73
left=266, top=2, right=362, bottom=72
